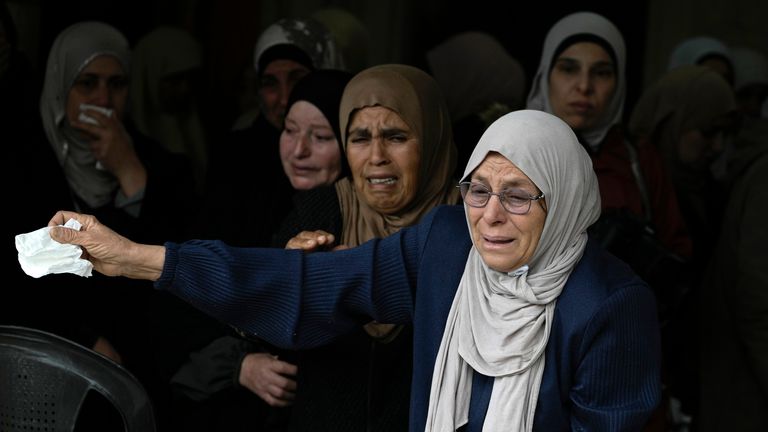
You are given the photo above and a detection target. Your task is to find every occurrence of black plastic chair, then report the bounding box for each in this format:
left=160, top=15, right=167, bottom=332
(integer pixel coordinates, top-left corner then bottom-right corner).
left=0, top=325, right=155, bottom=431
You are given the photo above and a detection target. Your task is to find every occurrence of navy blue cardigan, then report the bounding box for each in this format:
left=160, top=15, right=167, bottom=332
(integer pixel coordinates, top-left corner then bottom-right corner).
left=158, top=205, right=661, bottom=431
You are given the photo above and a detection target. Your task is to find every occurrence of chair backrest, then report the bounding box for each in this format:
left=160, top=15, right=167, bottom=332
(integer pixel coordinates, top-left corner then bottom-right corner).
left=0, top=325, right=156, bottom=431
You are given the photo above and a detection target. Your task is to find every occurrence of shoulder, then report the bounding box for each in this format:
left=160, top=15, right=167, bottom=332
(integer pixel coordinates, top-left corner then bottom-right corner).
left=557, top=239, right=655, bottom=324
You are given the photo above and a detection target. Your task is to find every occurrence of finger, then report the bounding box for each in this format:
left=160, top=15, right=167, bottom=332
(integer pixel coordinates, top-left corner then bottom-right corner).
left=70, top=119, right=104, bottom=138
left=48, top=210, right=81, bottom=227
left=49, top=225, right=82, bottom=245
left=269, top=383, right=296, bottom=400
left=274, top=360, right=298, bottom=376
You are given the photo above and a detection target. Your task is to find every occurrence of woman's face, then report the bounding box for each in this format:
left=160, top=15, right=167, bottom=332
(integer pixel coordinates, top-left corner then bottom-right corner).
left=677, top=115, right=733, bottom=171
left=66, top=55, right=127, bottom=123
left=258, top=59, right=311, bottom=129
left=346, top=106, right=421, bottom=215
left=280, top=100, right=342, bottom=190
left=548, top=41, right=617, bottom=132
left=466, top=153, right=546, bottom=273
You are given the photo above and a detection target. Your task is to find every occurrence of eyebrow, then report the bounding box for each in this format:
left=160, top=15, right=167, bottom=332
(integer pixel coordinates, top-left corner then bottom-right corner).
left=555, top=57, right=614, bottom=69
left=471, top=174, right=536, bottom=190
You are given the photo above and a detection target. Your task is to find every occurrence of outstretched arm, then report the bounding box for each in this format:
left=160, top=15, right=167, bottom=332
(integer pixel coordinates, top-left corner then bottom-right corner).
left=48, top=210, right=165, bottom=280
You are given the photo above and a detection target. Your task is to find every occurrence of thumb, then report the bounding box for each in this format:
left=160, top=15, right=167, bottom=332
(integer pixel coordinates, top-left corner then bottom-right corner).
left=50, top=226, right=81, bottom=245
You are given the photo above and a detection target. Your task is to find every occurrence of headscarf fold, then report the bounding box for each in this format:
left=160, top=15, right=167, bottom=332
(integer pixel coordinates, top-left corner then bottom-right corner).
left=526, top=11, right=626, bottom=151
left=425, top=110, right=601, bottom=431
left=336, top=64, right=459, bottom=246
left=40, top=21, right=129, bottom=208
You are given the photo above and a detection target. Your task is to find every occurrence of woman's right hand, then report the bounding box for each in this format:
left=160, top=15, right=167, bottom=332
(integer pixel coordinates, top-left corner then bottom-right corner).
left=239, top=353, right=297, bottom=407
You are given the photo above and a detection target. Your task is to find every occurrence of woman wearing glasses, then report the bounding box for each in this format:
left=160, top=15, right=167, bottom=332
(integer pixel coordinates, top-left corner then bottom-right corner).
left=47, top=109, right=661, bottom=431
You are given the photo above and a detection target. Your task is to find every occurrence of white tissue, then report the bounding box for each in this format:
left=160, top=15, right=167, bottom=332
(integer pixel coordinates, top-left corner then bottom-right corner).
left=15, top=218, right=93, bottom=278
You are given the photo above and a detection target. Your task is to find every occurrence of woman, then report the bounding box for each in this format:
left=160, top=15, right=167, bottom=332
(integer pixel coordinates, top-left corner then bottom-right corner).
left=199, top=17, right=343, bottom=247
left=48, top=110, right=661, bottom=431
left=130, top=26, right=209, bottom=191
left=667, top=36, right=733, bottom=85
left=12, top=20, right=203, bottom=430
left=268, top=63, right=460, bottom=431
left=526, top=11, right=691, bottom=281
left=629, top=65, right=737, bottom=270
left=170, top=69, right=353, bottom=431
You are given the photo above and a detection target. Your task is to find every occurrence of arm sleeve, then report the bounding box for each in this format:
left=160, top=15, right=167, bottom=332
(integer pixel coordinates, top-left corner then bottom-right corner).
left=570, top=283, right=662, bottom=431
left=155, top=213, right=432, bottom=350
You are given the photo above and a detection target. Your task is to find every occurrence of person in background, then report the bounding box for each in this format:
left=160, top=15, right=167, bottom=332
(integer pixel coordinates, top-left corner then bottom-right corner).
left=426, top=31, right=527, bottom=178
left=47, top=109, right=662, bottom=432
left=18, top=21, right=208, bottom=430
left=667, top=35, right=734, bottom=85
left=130, top=26, right=209, bottom=192
left=526, top=11, right=692, bottom=293
left=731, top=45, right=768, bottom=120
left=628, top=64, right=738, bottom=422
left=696, top=79, right=768, bottom=432
left=198, top=16, right=343, bottom=248
left=168, top=69, right=352, bottom=432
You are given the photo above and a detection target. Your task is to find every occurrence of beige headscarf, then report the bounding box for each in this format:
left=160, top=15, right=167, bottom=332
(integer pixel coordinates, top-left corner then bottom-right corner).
left=426, top=31, right=526, bottom=123
left=130, top=26, right=207, bottom=187
left=526, top=11, right=626, bottom=152
left=40, top=21, right=129, bottom=208
left=628, top=65, right=736, bottom=173
left=426, top=110, right=601, bottom=431
left=336, top=64, right=460, bottom=247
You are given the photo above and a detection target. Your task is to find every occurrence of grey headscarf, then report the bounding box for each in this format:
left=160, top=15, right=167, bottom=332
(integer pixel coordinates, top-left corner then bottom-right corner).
left=40, top=21, right=130, bottom=208
left=526, top=11, right=626, bottom=151
left=426, top=110, right=601, bottom=431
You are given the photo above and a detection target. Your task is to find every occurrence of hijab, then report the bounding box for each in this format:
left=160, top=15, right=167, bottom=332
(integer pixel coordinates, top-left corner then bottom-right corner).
left=285, top=69, right=354, bottom=179
left=667, top=36, right=732, bottom=71
left=40, top=21, right=129, bottom=208
left=129, top=26, right=207, bottom=186
left=426, top=109, right=601, bottom=431
left=336, top=64, right=460, bottom=247
left=628, top=65, right=736, bottom=173
left=253, top=17, right=344, bottom=76
left=426, top=31, right=526, bottom=123
left=526, top=11, right=626, bottom=151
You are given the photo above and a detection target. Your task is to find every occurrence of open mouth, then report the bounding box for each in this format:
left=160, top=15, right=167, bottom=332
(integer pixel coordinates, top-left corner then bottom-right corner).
left=368, top=177, right=397, bottom=185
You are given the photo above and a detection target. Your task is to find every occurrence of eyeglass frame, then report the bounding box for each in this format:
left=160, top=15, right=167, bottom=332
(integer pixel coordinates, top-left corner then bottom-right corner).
left=457, top=181, right=545, bottom=215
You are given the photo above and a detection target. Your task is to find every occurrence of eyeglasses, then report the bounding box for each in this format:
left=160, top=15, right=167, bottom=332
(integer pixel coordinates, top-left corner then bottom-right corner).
left=458, top=182, right=544, bottom=215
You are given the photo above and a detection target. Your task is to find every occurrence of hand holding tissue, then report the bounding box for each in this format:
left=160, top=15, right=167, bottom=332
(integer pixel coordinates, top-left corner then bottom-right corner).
left=15, top=219, right=93, bottom=278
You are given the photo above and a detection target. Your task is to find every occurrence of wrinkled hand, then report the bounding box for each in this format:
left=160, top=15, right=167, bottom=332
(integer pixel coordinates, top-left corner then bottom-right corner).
left=47, top=210, right=165, bottom=280
left=238, top=353, right=297, bottom=407
left=285, top=230, right=349, bottom=252
left=70, top=111, right=146, bottom=195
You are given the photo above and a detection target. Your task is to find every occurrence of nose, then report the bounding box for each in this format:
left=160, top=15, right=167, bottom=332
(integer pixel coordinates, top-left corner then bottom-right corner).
left=92, top=80, right=113, bottom=106
left=294, top=133, right=311, bottom=157
left=576, top=71, right=593, bottom=94
left=369, top=138, right=390, bottom=166
left=482, top=194, right=508, bottom=223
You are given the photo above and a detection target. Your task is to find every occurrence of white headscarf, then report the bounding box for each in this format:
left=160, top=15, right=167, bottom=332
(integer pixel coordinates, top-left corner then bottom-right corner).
left=526, top=11, right=626, bottom=151
left=667, top=36, right=732, bottom=71
left=425, top=110, right=601, bottom=431
left=40, top=21, right=129, bottom=208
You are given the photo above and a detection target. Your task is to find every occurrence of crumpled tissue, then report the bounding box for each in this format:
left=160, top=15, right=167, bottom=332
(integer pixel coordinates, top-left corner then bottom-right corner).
left=15, top=218, right=93, bottom=278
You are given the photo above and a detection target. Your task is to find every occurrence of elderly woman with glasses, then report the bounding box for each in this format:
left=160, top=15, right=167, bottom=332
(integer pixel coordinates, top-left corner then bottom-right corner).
left=47, top=109, right=661, bottom=431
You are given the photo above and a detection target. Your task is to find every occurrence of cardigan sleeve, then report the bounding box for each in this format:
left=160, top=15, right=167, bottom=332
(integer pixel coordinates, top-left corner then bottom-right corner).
left=155, top=207, right=439, bottom=350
